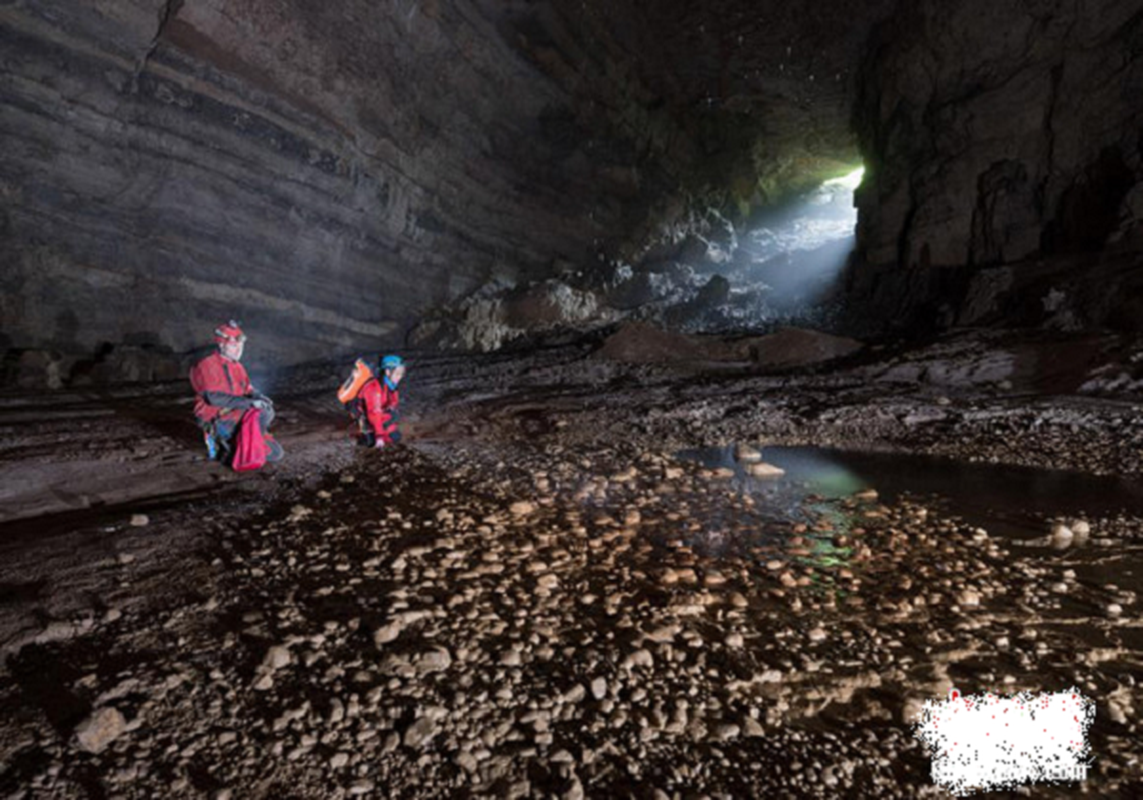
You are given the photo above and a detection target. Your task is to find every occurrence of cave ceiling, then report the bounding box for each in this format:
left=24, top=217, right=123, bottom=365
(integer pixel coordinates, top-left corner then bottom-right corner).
left=3, top=0, right=1142, bottom=376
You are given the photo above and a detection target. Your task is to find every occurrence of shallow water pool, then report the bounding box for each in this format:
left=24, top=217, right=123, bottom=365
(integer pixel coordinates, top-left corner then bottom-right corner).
left=677, top=445, right=1143, bottom=541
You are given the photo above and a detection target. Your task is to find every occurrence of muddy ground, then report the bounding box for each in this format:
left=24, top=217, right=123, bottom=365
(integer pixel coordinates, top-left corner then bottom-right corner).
left=1, top=329, right=1141, bottom=798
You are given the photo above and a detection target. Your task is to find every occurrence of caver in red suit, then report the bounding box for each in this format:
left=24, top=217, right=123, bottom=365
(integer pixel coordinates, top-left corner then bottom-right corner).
left=360, top=375, right=401, bottom=446
left=188, top=321, right=283, bottom=463
left=351, top=354, right=404, bottom=448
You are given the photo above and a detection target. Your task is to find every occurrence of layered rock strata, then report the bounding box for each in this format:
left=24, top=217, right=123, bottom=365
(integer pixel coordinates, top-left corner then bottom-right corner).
left=0, top=0, right=694, bottom=373
left=2, top=0, right=895, bottom=381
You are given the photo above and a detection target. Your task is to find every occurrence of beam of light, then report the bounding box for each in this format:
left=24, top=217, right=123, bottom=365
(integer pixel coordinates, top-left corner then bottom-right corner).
left=622, top=164, right=865, bottom=333
left=731, top=165, right=863, bottom=317
left=822, top=167, right=865, bottom=191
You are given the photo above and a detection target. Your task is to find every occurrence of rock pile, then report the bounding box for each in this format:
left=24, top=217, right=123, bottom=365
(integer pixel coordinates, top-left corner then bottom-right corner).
left=5, top=438, right=1138, bottom=798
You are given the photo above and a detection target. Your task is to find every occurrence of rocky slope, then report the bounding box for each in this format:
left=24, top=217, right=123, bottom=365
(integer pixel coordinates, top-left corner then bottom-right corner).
left=2, top=334, right=1142, bottom=797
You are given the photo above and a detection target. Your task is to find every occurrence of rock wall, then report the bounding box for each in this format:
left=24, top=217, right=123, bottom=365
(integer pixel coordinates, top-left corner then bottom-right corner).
left=849, top=0, right=1143, bottom=332
left=0, top=0, right=703, bottom=377
left=14, top=0, right=1135, bottom=375
left=1, top=0, right=902, bottom=382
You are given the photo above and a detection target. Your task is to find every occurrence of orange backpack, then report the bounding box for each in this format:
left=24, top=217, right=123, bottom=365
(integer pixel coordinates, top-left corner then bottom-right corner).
left=337, top=358, right=376, bottom=405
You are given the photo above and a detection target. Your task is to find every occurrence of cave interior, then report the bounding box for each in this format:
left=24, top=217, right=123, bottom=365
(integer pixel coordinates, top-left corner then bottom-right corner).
left=1, top=0, right=1142, bottom=797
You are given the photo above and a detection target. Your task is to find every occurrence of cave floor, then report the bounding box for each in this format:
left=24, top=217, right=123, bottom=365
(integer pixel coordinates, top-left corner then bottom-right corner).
left=1, top=330, right=1142, bottom=798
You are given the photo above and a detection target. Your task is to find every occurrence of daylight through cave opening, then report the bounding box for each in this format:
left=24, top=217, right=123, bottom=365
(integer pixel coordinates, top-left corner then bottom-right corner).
left=694, top=164, right=866, bottom=332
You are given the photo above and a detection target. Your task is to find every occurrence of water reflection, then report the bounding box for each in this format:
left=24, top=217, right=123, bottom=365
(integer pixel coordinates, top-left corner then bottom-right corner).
left=667, top=443, right=1143, bottom=593
left=678, top=445, right=1143, bottom=540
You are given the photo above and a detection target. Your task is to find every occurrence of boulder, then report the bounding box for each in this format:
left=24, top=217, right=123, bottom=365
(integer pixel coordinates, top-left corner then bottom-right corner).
left=74, top=707, right=127, bottom=753
left=596, top=322, right=732, bottom=363
left=4, top=349, right=68, bottom=390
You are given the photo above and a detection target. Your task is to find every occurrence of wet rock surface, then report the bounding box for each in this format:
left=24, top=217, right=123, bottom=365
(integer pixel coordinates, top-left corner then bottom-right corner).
left=1, top=330, right=1142, bottom=797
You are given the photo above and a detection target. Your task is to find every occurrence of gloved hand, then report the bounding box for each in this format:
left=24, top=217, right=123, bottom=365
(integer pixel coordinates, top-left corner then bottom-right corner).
left=251, top=398, right=270, bottom=410
left=373, top=438, right=386, bottom=450
left=252, top=393, right=273, bottom=407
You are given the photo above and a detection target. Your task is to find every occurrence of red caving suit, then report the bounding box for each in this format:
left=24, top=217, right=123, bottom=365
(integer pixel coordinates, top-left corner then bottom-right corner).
left=189, top=351, right=253, bottom=425
left=359, top=378, right=400, bottom=445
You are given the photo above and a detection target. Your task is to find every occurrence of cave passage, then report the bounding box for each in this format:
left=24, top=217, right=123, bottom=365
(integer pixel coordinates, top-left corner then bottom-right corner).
left=2, top=1, right=1143, bottom=798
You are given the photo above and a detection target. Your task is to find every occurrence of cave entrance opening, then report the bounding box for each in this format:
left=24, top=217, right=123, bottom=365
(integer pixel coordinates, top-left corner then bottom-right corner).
left=730, top=165, right=864, bottom=328
left=672, top=164, right=865, bottom=335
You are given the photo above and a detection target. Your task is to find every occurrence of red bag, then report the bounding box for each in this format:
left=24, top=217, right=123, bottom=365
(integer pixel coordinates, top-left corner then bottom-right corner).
left=231, top=409, right=268, bottom=472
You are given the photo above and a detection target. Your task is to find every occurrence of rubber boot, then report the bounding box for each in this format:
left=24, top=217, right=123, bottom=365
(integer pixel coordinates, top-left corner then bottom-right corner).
left=204, top=430, right=219, bottom=460
left=265, top=435, right=284, bottom=462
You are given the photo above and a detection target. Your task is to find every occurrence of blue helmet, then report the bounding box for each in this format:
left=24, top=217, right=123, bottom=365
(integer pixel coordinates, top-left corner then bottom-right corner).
left=381, top=354, right=404, bottom=370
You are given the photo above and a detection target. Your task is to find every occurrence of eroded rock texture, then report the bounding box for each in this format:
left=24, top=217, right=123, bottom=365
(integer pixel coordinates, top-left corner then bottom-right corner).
left=0, top=1, right=675, bottom=370
left=1, top=0, right=892, bottom=381
left=4, top=0, right=1141, bottom=381
left=850, top=0, right=1143, bottom=332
